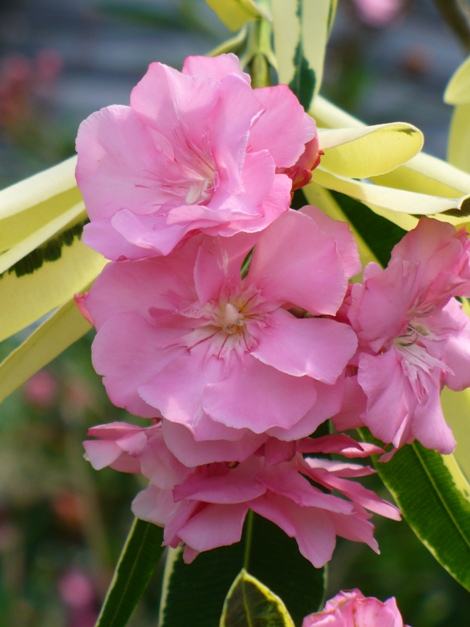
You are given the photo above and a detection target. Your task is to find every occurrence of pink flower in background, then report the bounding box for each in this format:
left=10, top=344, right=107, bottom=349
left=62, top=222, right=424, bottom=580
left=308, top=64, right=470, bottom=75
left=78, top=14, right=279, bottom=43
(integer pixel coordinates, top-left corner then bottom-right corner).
left=84, top=421, right=398, bottom=567
left=81, top=208, right=359, bottom=439
left=59, top=568, right=97, bottom=627
left=24, top=369, right=58, bottom=409
left=347, top=218, right=470, bottom=453
left=76, top=53, right=316, bottom=261
left=303, top=588, right=408, bottom=626
left=353, top=0, right=403, bottom=27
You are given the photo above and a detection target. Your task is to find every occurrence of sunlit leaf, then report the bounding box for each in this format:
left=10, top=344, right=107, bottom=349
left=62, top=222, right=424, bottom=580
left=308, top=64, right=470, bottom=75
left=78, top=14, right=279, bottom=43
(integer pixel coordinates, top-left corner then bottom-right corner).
left=0, top=202, right=86, bottom=275
left=0, top=299, right=91, bottom=404
left=220, top=570, right=295, bottom=627
left=312, top=167, right=470, bottom=226
left=319, top=122, right=423, bottom=179
left=0, top=237, right=105, bottom=342
left=444, top=56, right=470, bottom=105
left=312, top=95, right=470, bottom=229
left=206, top=0, right=264, bottom=31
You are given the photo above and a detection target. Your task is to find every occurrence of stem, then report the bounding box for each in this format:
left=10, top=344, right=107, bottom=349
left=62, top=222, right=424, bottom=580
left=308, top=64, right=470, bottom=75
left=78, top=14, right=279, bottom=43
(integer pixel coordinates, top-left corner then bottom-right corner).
left=435, top=0, right=470, bottom=52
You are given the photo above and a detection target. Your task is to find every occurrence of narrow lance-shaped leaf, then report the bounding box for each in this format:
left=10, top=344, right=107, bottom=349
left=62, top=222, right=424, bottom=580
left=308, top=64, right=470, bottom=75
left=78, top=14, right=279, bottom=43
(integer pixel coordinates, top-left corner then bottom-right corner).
left=95, top=518, right=164, bottom=627
left=220, top=569, right=295, bottom=627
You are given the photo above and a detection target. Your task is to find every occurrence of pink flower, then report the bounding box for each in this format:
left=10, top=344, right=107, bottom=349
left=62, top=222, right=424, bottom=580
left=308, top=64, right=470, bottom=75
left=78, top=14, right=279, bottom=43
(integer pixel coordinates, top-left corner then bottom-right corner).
left=84, top=421, right=399, bottom=567
left=347, top=218, right=470, bottom=453
left=353, top=0, right=403, bottom=27
left=23, top=370, right=58, bottom=409
left=76, top=54, right=316, bottom=260
left=303, top=588, right=408, bottom=626
left=81, top=208, right=359, bottom=439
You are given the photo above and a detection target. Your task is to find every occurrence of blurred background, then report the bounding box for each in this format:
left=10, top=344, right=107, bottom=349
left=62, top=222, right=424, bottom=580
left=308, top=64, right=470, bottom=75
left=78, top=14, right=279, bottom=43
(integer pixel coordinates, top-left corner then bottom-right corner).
left=0, top=1, right=469, bottom=625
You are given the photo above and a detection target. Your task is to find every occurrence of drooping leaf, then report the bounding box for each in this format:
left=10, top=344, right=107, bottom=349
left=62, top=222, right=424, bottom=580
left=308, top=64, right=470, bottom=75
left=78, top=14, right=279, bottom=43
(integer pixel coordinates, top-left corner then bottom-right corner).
left=95, top=518, right=164, bottom=627
left=0, top=298, right=91, bottom=403
left=271, top=0, right=336, bottom=107
left=220, top=569, right=295, bottom=627
left=159, top=514, right=325, bottom=627
left=318, top=122, right=423, bottom=179
left=312, top=95, right=470, bottom=229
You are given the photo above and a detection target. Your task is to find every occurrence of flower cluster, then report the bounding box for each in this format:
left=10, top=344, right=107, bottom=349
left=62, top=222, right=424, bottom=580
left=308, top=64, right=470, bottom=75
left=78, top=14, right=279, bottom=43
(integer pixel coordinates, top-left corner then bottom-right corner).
left=302, top=588, right=409, bottom=626
left=76, top=54, right=470, bottom=567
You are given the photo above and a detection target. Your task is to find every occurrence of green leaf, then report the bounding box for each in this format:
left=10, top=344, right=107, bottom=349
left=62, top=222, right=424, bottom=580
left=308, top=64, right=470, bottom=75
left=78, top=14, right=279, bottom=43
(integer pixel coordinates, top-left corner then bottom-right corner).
left=0, top=236, right=105, bottom=342
left=0, top=298, right=91, bottom=403
left=159, top=514, right=325, bottom=627
left=96, top=518, right=164, bottom=627
left=371, top=443, right=470, bottom=591
left=444, top=56, right=470, bottom=105
left=220, top=570, right=295, bottom=627
left=312, top=167, right=470, bottom=230
left=318, top=123, right=423, bottom=179
left=312, top=95, right=470, bottom=230
left=206, top=0, right=264, bottom=31
left=271, top=0, right=336, bottom=107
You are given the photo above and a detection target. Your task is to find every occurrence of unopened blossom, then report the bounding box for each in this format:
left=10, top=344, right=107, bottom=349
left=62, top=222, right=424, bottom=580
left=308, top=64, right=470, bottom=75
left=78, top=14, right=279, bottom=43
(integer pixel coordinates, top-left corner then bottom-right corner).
left=347, top=218, right=470, bottom=452
left=84, top=422, right=399, bottom=567
left=80, top=208, right=359, bottom=439
left=303, top=588, right=408, bottom=626
left=76, top=53, right=316, bottom=261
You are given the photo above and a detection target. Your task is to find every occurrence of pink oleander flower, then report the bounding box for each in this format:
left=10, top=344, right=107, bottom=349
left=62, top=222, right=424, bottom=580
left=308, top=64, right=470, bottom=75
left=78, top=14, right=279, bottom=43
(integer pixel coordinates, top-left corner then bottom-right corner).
left=75, top=53, right=316, bottom=261
left=80, top=208, right=359, bottom=439
left=347, top=218, right=470, bottom=453
left=84, top=422, right=399, bottom=567
left=303, top=588, right=408, bottom=626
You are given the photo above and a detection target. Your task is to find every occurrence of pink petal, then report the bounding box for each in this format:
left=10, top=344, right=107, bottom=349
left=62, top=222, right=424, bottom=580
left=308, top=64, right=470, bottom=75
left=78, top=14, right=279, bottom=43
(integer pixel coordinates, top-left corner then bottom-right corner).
left=131, top=486, right=175, bottom=526
left=252, top=495, right=337, bottom=567
left=252, top=309, right=357, bottom=383
left=249, top=84, right=315, bottom=167
left=358, top=350, right=413, bottom=448
left=162, top=421, right=265, bottom=466
left=174, top=459, right=265, bottom=504
left=182, top=54, right=250, bottom=83
left=138, top=351, right=224, bottom=428
left=202, top=355, right=317, bottom=432
left=248, top=210, right=348, bottom=314
left=178, top=503, right=248, bottom=555
left=300, top=205, right=361, bottom=278
left=76, top=105, right=166, bottom=222
left=92, top=313, right=172, bottom=417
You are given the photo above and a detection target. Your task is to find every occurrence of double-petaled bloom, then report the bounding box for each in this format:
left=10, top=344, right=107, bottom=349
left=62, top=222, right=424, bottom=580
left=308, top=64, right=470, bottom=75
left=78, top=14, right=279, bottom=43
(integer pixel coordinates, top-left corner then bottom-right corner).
left=76, top=54, right=317, bottom=261
left=84, top=422, right=399, bottom=567
left=79, top=208, right=359, bottom=441
left=302, top=588, right=409, bottom=626
left=344, top=218, right=470, bottom=453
